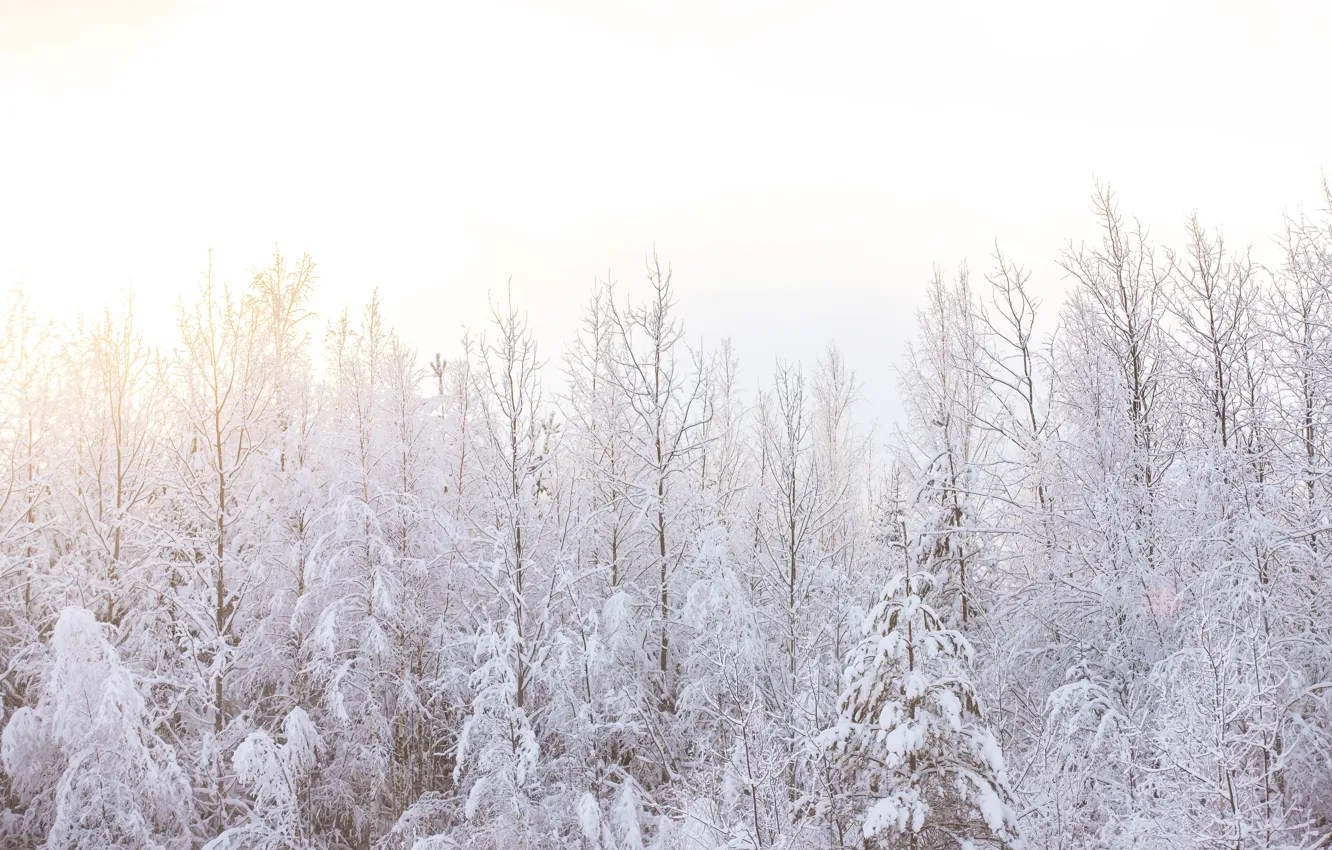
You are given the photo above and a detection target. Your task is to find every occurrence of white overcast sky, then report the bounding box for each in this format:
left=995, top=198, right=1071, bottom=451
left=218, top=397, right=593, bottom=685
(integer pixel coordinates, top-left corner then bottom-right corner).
left=2, top=0, right=1329, bottom=427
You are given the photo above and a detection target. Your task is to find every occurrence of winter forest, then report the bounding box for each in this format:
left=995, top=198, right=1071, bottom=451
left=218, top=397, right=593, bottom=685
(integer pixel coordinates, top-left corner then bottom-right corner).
left=1, top=182, right=1332, bottom=850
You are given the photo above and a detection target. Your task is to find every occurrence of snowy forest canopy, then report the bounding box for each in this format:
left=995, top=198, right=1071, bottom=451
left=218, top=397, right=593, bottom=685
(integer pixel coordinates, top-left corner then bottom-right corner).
left=1, top=183, right=1332, bottom=850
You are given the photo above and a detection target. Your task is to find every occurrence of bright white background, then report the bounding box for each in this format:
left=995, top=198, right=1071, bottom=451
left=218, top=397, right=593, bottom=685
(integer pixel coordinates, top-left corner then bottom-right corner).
left=2, top=0, right=1329, bottom=426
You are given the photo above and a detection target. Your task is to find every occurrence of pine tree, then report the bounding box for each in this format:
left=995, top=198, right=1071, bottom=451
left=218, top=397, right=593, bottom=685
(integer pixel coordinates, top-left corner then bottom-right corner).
left=821, top=567, right=1021, bottom=850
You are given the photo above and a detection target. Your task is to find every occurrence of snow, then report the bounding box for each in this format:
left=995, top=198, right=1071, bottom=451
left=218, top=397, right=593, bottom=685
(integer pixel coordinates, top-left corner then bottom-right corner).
left=2, top=190, right=1332, bottom=849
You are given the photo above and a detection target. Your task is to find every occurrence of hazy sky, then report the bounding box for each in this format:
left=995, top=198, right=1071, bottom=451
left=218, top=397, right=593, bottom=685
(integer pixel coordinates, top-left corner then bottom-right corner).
left=2, top=0, right=1329, bottom=427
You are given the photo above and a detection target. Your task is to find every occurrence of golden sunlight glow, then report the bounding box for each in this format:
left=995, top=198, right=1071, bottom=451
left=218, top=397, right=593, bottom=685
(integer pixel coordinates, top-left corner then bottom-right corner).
left=1, top=0, right=1329, bottom=423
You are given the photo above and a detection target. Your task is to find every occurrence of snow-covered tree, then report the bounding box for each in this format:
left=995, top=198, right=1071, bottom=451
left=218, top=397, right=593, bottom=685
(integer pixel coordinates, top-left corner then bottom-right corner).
left=1, top=607, right=189, bottom=850
left=204, top=708, right=321, bottom=850
left=3, top=183, right=1332, bottom=850
left=821, top=569, right=1021, bottom=850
